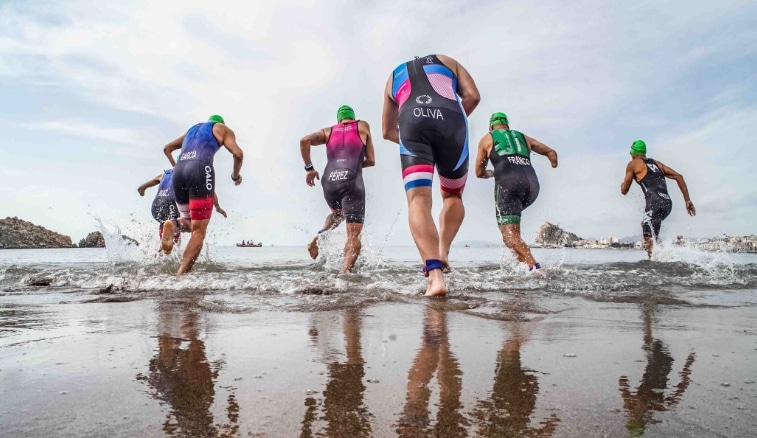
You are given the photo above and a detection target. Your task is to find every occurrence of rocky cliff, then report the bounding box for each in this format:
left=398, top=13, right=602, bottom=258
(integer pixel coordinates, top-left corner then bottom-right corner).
left=78, top=231, right=139, bottom=248
left=78, top=231, right=106, bottom=248
left=535, top=222, right=582, bottom=246
left=0, top=217, right=74, bottom=249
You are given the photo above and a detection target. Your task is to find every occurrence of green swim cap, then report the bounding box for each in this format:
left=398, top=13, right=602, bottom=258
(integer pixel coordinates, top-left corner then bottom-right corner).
left=630, top=139, right=647, bottom=155
left=489, top=112, right=509, bottom=128
left=208, top=114, right=225, bottom=124
left=337, top=105, right=355, bottom=122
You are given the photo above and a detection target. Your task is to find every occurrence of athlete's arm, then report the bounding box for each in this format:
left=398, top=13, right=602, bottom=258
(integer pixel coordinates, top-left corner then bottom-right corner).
left=137, top=174, right=162, bottom=196
left=382, top=74, right=400, bottom=144
left=525, top=135, right=558, bottom=168
left=474, top=134, right=493, bottom=179
left=300, top=128, right=328, bottom=186
left=216, top=125, right=244, bottom=186
left=360, top=121, right=376, bottom=168
left=213, top=193, right=227, bottom=218
left=438, top=55, right=480, bottom=116
left=163, top=136, right=185, bottom=167
left=620, top=161, right=635, bottom=195
left=658, top=161, right=696, bottom=216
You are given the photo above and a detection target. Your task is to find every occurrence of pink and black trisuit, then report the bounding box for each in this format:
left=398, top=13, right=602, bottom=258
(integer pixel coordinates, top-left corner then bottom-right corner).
left=321, top=121, right=366, bottom=223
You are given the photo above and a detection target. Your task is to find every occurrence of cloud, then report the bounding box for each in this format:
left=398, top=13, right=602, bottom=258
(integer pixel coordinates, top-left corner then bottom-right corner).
left=0, top=0, right=755, bottom=245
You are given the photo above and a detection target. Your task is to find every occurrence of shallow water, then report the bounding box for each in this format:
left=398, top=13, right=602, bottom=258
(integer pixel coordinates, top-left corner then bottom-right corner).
left=1, top=242, right=756, bottom=437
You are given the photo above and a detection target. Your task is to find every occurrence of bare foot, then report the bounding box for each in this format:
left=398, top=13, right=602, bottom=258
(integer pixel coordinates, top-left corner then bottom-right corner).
left=532, top=267, right=547, bottom=278
left=306, top=239, right=319, bottom=259
left=161, top=220, right=175, bottom=254
left=424, top=270, right=447, bottom=297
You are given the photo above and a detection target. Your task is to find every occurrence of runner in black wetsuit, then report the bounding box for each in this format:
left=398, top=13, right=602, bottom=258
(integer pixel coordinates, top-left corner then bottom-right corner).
left=621, top=140, right=696, bottom=258
left=475, top=112, right=558, bottom=277
left=300, top=105, right=376, bottom=274
left=137, top=169, right=228, bottom=254
left=382, top=54, right=480, bottom=297
left=162, top=115, right=244, bottom=274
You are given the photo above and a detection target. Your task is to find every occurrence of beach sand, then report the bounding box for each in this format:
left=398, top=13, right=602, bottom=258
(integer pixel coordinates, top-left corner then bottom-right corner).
left=1, top=294, right=755, bottom=437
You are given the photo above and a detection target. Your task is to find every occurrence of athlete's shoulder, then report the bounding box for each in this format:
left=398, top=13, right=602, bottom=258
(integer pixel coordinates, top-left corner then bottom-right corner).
left=435, top=54, right=458, bottom=71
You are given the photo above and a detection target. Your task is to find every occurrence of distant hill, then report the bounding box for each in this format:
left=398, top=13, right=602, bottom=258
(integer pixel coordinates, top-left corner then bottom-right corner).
left=535, top=222, right=583, bottom=246
left=0, top=217, right=74, bottom=249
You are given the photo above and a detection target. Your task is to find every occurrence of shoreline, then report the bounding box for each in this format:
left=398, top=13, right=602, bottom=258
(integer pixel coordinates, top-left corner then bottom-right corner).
left=1, top=297, right=755, bottom=437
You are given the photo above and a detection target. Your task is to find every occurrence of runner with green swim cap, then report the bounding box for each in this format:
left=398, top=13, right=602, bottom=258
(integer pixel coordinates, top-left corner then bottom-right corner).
left=336, top=105, right=355, bottom=123
left=621, top=139, right=696, bottom=259
left=299, top=105, right=376, bottom=274
left=208, top=114, right=225, bottom=124
left=489, top=112, right=509, bottom=128
left=474, top=112, right=558, bottom=278
left=630, top=139, right=646, bottom=155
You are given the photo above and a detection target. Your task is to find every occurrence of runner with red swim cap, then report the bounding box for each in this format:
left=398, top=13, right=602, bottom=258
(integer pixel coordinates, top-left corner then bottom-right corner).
left=382, top=54, right=481, bottom=297
left=163, top=115, right=243, bottom=274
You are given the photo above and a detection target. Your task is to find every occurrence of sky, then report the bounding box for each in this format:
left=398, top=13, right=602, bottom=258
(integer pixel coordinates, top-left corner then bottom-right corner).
left=1, top=0, right=755, bottom=246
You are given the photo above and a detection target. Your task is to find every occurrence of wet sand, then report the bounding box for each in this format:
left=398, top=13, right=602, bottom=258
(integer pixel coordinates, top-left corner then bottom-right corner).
left=1, top=294, right=755, bottom=437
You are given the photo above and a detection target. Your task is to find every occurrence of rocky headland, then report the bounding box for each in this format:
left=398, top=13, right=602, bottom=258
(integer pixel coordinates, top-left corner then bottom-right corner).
left=78, top=231, right=139, bottom=248
left=0, top=217, right=75, bottom=249
left=78, top=231, right=106, bottom=248
left=535, top=222, right=583, bottom=246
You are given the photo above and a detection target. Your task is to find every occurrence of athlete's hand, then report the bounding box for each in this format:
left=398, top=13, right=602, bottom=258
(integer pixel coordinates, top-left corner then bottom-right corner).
left=216, top=206, right=228, bottom=218
left=137, top=187, right=146, bottom=196
left=231, top=174, right=242, bottom=186
left=686, top=200, right=696, bottom=216
left=306, top=169, right=320, bottom=187
left=548, top=151, right=558, bottom=168
left=484, top=170, right=493, bottom=179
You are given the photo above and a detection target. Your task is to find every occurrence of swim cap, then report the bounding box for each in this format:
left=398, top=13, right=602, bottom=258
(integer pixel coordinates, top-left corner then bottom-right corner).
left=337, top=105, right=355, bottom=122
left=489, top=112, right=509, bottom=128
left=630, top=139, right=647, bottom=155
left=208, top=114, right=225, bottom=124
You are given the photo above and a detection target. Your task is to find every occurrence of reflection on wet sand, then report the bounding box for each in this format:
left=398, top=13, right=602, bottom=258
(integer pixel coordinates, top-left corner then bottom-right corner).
left=397, top=306, right=467, bottom=437
left=471, top=322, right=559, bottom=437
left=300, top=309, right=371, bottom=438
left=619, top=304, right=696, bottom=436
left=137, top=301, right=239, bottom=437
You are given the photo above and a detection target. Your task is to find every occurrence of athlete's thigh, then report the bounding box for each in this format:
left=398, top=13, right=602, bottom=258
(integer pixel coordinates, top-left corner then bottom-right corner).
left=171, top=165, right=191, bottom=207
left=434, top=114, right=468, bottom=194
left=341, top=179, right=365, bottom=224
left=321, top=181, right=344, bottom=213
left=495, top=183, right=525, bottom=225
left=523, top=171, right=541, bottom=209
left=187, top=164, right=215, bottom=221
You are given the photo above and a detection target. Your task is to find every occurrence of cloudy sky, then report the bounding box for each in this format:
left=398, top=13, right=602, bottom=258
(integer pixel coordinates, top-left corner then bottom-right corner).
left=1, top=0, right=755, bottom=246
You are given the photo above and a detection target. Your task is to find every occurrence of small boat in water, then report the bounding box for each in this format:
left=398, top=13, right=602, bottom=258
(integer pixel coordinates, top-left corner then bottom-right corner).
left=236, top=241, right=262, bottom=248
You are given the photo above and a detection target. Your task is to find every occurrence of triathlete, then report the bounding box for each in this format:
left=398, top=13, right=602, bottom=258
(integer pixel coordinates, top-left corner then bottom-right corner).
left=475, top=112, right=558, bottom=277
left=300, top=105, right=376, bottom=274
left=382, top=54, right=480, bottom=297
left=137, top=169, right=227, bottom=254
left=621, top=140, right=696, bottom=258
left=162, top=115, right=243, bottom=274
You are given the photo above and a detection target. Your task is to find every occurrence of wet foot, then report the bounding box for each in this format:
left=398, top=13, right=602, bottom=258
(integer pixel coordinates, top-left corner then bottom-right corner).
left=306, top=240, right=319, bottom=259
left=424, top=271, right=447, bottom=297
left=161, top=221, right=175, bottom=254
left=532, top=267, right=547, bottom=278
